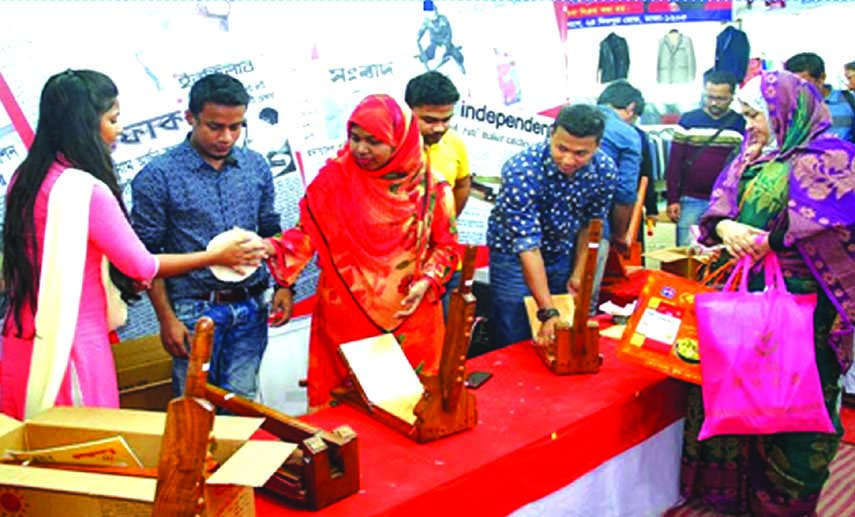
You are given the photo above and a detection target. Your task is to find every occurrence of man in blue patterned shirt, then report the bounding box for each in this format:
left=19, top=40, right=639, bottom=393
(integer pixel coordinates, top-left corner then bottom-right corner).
left=785, top=53, right=855, bottom=142
left=131, top=73, right=289, bottom=400
left=487, top=105, right=618, bottom=349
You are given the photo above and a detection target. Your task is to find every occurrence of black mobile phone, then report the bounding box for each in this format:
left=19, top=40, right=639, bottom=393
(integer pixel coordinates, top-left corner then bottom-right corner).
left=465, top=370, right=493, bottom=390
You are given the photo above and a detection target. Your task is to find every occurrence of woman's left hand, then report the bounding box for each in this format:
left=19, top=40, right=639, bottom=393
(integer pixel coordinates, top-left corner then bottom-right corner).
left=716, top=219, right=770, bottom=260
left=395, top=279, right=430, bottom=318
left=268, top=286, right=294, bottom=327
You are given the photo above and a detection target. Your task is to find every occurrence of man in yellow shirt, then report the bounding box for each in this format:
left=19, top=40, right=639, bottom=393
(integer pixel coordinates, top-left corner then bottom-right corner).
left=405, top=71, right=470, bottom=317
left=405, top=71, right=470, bottom=215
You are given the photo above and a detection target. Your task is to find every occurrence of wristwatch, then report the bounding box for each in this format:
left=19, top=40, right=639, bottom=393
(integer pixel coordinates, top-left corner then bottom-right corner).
left=536, top=307, right=561, bottom=323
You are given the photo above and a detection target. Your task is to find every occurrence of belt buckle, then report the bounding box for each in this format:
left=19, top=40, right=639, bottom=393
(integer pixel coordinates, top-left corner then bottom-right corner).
left=210, top=287, right=250, bottom=304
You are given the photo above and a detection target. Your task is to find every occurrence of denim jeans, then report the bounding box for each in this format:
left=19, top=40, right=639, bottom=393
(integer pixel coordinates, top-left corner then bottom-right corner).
left=488, top=251, right=571, bottom=349
left=676, top=196, right=710, bottom=247
left=171, top=294, right=268, bottom=399
left=441, top=270, right=462, bottom=320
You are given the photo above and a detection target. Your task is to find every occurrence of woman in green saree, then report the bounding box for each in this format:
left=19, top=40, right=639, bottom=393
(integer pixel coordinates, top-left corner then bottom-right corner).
left=677, top=71, right=855, bottom=516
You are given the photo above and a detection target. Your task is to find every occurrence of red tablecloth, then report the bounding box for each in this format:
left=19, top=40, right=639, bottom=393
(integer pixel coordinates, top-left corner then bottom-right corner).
left=255, top=337, right=687, bottom=516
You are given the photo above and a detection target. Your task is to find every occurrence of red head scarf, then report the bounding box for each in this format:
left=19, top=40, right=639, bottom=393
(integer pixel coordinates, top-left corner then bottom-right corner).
left=301, top=94, right=432, bottom=331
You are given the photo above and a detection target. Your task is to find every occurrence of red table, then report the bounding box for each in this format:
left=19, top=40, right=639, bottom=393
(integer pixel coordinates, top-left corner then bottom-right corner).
left=254, top=336, right=687, bottom=516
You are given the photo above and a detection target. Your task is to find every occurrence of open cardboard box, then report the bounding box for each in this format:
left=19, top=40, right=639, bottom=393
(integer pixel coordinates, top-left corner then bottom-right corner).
left=644, top=247, right=709, bottom=280
left=112, top=334, right=174, bottom=411
left=0, top=407, right=295, bottom=516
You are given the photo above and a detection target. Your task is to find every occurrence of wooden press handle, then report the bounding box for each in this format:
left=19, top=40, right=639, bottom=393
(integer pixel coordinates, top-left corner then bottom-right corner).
left=458, top=245, right=477, bottom=295
left=185, top=317, right=214, bottom=398
left=625, top=176, right=648, bottom=251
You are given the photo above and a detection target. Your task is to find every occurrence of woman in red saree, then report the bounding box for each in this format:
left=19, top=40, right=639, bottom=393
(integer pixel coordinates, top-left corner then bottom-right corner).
left=265, top=94, right=460, bottom=408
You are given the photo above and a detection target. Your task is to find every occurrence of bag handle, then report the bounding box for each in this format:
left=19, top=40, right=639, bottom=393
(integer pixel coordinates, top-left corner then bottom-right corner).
left=763, top=252, right=786, bottom=292
left=699, top=257, right=736, bottom=286
left=722, top=253, right=785, bottom=295
left=723, top=255, right=752, bottom=292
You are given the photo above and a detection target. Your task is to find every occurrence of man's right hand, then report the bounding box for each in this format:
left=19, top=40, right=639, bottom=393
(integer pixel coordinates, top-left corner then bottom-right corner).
left=160, top=316, right=191, bottom=358
left=667, top=203, right=681, bottom=223
left=567, top=274, right=582, bottom=297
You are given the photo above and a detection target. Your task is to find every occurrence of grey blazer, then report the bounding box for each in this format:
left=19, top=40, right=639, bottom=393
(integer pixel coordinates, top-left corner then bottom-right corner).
left=657, top=32, right=696, bottom=84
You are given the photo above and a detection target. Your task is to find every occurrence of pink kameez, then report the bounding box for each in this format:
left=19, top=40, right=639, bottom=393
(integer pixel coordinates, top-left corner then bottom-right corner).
left=1, top=163, right=158, bottom=420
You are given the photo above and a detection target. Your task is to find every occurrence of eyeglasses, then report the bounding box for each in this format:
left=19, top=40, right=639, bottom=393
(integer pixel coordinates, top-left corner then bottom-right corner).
left=704, top=94, right=733, bottom=104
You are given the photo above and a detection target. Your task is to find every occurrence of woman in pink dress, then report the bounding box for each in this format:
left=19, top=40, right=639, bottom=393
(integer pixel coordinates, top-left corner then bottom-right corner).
left=1, top=69, right=264, bottom=420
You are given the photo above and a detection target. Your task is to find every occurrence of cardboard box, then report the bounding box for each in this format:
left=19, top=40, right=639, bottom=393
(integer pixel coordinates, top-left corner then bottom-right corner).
left=0, top=407, right=295, bottom=516
left=644, top=247, right=709, bottom=280
left=112, top=334, right=172, bottom=392
left=119, top=380, right=173, bottom=412
left=113, top=335, right=175, bottom=411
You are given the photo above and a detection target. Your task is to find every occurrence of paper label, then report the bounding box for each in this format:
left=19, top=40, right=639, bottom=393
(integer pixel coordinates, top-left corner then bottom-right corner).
left=635, top=307, right=682, bottom=346
left=4, top=435, right=143, bottom=468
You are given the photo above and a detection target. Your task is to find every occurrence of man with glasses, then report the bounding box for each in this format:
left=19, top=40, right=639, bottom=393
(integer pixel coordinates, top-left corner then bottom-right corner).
left=664, top=71, right=745, bottom=246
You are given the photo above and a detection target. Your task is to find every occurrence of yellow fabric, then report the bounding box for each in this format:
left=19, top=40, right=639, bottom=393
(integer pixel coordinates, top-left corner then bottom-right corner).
left=426, top=129, right=470, bottom=186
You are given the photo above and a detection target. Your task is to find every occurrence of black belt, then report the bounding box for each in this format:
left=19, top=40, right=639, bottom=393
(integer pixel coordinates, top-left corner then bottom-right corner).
left=189, top=283, right=267, bottom=304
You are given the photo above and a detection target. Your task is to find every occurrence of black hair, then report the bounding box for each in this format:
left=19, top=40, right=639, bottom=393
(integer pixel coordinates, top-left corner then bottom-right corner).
left=784, top=52, right=825, bottom=80
left=404, top=71, right=460, bottom=108
left=2, top=69, right=139, bottom=337
left=844, top=61, right=855, bottom=73
left=188, top=73, right=250, bottom=116
left=554, top=104, right=605, bottom=142
left=597, top=80, right=646, bottom=117
left=705, top=70, right=739, bottom=93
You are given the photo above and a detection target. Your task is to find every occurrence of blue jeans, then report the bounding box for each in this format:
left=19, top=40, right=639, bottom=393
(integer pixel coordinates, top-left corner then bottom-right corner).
left=171, top=294, right=268, bottom=399
left=676, top=196, right=709, bottom=247
left=489, top=251, right=571, bottom=349
left=441, top=270, right=462, bottom=320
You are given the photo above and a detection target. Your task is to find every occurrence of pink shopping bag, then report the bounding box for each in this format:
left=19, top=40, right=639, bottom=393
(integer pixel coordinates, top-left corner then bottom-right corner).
left=694, top=253, right=834, bottom=441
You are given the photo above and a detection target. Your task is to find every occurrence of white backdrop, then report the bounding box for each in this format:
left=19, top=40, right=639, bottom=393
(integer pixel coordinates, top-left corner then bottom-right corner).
left=3, top=0, right=855, bottom=342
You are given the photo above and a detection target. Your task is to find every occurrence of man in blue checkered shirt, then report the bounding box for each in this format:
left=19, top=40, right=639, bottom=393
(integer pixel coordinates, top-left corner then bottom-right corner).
left=132, top=73, right=290, bottom=400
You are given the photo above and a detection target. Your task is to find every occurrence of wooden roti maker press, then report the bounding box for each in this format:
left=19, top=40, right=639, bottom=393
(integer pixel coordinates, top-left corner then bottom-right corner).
left=153, top=317, right=218, bottom=516
left=332, top=245, right=480, bottom=443
left=204, top=388, right=359, bottom=510
left=601, top=176, right=649, bottom=291
left=533, top=219, right=604, bottom=375
left=152, top=317, right=358, bottom=512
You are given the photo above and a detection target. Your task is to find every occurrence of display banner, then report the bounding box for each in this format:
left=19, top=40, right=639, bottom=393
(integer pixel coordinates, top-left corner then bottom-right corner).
left=452, top=101, right=554, bottom=245
left=0, top=0, right=565, bottom=337
left=558, top=0, right=732, bottom=29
